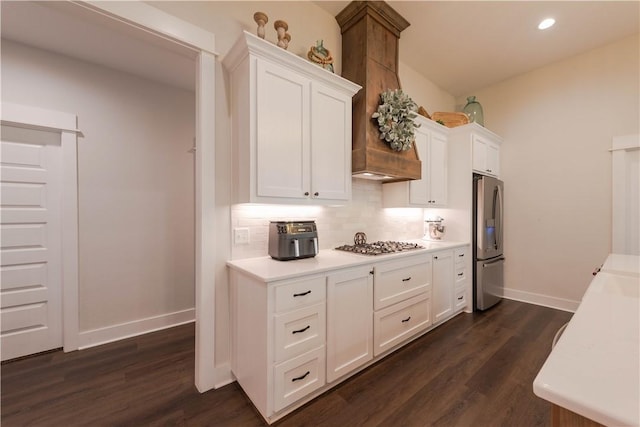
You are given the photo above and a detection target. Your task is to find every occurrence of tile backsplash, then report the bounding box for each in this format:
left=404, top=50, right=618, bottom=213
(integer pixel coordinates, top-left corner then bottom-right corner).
left=231, top=180, right=424, bottom=259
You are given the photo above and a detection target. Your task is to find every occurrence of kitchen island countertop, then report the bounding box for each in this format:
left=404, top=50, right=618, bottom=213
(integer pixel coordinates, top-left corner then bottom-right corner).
left=227, top=240, right=469, bottom=282
left=533, top=253, right=640, bottom=427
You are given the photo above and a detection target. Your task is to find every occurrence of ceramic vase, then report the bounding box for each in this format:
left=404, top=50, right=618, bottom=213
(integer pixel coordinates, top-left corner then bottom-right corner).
left=463, top=96, right=484, bottom=126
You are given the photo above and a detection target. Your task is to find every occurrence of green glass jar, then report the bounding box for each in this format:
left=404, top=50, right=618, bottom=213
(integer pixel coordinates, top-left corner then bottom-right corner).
left=463, top=96, right=484, bottom=126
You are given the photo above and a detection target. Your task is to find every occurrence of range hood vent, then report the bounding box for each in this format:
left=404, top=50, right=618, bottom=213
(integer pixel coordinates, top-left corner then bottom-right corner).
left=337, top=1, right=421, bottom=182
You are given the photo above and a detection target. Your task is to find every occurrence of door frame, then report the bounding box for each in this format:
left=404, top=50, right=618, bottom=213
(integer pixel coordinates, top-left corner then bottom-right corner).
left=74, top=1, right=219, bottom=393
left=4, top=2, right=219, bottom=392
left=1, top=102, right=83, bottom=352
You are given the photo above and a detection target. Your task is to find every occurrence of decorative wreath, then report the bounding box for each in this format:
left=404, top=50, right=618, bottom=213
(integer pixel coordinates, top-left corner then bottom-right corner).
left=371, top=89, right=420, bottom=152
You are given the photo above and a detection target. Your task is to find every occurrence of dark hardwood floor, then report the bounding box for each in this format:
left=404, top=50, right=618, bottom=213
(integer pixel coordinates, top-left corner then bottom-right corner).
left=1, top=299, right=572, bottom=427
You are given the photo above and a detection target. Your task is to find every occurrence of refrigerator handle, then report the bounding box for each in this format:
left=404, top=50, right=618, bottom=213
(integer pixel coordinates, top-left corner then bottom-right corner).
left=496, top=184, right=504, bottom=251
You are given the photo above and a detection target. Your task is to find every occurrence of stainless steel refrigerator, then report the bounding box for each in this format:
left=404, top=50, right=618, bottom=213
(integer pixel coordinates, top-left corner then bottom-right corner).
left=473, top=174, right=505, bottom=310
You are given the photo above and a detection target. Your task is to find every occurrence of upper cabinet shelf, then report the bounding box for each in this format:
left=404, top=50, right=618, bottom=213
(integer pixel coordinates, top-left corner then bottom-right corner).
left=223, top=31, right=361, bottom=205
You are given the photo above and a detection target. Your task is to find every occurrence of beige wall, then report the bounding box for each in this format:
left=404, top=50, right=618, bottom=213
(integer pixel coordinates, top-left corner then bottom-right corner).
left=1, top=41, right=196, bottom=331
left=459, top=35, right=640, bottom=308
left=149, top=1, right=455, bottom=382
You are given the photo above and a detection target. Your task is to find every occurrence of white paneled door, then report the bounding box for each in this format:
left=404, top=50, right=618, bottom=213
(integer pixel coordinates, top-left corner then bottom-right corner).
left=1, top=124, right=64, bottom=361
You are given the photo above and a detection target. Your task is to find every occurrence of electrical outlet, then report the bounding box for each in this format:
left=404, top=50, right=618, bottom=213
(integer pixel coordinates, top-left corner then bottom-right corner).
left=234, top=227, right=250, bottom=245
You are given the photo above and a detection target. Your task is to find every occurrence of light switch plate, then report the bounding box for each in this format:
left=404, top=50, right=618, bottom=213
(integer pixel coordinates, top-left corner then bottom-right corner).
left=234, top=227, right=250, bottom=245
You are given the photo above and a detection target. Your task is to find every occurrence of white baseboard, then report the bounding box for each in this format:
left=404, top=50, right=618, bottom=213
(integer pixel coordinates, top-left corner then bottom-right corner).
left=502, top=288, right=579, bottom=313
left=78, top=308, right=195, bottom=350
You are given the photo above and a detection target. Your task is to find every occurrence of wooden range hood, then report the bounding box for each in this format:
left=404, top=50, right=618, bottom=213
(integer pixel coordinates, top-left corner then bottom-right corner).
left=337, top=1, right=421, bottom=182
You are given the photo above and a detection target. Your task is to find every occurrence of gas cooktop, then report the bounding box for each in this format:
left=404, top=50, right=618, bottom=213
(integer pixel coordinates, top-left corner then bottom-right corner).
left=335, top=241, right=424, bottom=256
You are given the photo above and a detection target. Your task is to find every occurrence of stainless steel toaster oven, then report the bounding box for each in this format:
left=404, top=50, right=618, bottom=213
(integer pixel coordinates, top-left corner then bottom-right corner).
left=269, top=221, right=318, bottom=261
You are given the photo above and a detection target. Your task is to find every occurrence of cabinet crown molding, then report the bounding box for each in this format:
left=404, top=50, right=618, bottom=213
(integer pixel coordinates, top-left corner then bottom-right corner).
left=223, top=31, right=361, bottom=96
left=448, top=122, right=503, bottom=144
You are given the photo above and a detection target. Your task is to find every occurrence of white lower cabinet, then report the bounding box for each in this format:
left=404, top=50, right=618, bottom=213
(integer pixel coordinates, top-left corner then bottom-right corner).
left=433, top=250, right=455, bottom=324
left=326, top=266, right=373, bottom=383
left=373, top=254, right=433, bottom=356
left=374, top=254, right=432, bottom=310
left=374, top=292, right=431, bottom=356
left=274, top=346, right=325, bottom=412
left=230, top=272, right=327, bottom=422
left=229, top=245, right=469, bottom=424
left=274, top=303, right=325, bottom=363
left=454, top=246, right=471, bottom=312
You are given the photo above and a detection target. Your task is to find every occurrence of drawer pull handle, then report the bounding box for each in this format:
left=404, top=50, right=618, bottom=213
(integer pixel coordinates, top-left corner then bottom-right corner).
left=292, top=325, right=310, bottom=334
left=401, top=316, right=411, bottom=323
left=292, top=371, right=310, bottom=382
left=458, top=253, right=465, bottom=258
left=402, top=277, right=411, bottom=282
left=457, top=296, right=464, bottom=301
left=457, top=272, right=464, bottom=277
left=293, top=290, right=311, bottom=297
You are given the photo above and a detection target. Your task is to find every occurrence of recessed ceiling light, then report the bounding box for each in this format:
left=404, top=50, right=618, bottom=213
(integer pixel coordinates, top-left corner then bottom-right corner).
left=538, top=18, right=555, bottom=30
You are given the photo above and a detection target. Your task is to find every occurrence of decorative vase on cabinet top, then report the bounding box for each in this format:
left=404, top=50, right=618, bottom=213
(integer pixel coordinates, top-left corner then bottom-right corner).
left=463, top=96, right=484, bottom=126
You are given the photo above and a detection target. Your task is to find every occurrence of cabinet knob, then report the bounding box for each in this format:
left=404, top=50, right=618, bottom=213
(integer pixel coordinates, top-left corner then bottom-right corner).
left=314, top=192, right=319, bottom=197
left=304, top=192, right=309, bottom=196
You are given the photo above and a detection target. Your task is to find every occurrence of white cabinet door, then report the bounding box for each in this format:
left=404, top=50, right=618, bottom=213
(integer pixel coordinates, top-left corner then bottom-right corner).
left=428, top=132, right=447, bottom=206
left=432, top=250, right=454, bottom=324
left=326, top=266, right=373, bottom=383
left=383, top=118, right=448, bottom=208
left=472, top=134, right=499, bottom=177
left=310, top=82, right=351, bottom=201
left=408, top=127, right=430, bottom=205
left=472, top=136, right=488, bottom=174
left=255, top=60, right=310, bottom=200
left=225, top=32, right=360, bottom=205
left=486, top=142, right=500, bottom=177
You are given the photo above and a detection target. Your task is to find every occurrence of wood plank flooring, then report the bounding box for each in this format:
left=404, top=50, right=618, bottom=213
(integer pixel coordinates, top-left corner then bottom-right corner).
left=1, top=299, right=572, bottom=426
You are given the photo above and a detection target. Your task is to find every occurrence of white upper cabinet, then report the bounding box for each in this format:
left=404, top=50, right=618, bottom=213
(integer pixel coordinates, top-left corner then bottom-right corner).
left=224, top=31, right=361, bottom=205
left=471, top=132, right=500, bottom=177
left=383, top=116, right=448, bottom=207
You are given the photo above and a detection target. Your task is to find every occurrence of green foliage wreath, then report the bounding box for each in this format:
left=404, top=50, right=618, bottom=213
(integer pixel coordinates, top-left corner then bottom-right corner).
left=371, top=89, right=420, bottom=152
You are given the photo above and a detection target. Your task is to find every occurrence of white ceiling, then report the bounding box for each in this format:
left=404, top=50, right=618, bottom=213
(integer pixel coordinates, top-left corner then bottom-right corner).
left=315, top=1, right=640, bottom=97
left=1, top=1, right=197, bottom=91
left=2, top=1, right=638, bottom=98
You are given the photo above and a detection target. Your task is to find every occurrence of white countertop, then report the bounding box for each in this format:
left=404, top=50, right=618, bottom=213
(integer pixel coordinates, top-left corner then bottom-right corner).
left=533, top=253, right=640, bottom=427
left=227, top=240, right=468, bottom=282
left=601, top=253, right=640, bottom=276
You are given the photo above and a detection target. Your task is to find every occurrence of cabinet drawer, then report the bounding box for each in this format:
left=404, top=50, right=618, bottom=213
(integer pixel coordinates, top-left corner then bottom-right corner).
left=455, top=288, right=467, bottom=311
left=455, top=265, right=467, bottom=285
left=374, top=292, right=431, bottom=356
left=274, top=303, right=325, bottom=363
left=454, top=247, right=468, bottom=265
left=274, top=276, right=326, bottom=313
left=374, top=255, right=431, bottom=310
left=273, top=346, right=325, bottom=412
